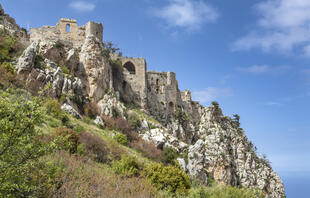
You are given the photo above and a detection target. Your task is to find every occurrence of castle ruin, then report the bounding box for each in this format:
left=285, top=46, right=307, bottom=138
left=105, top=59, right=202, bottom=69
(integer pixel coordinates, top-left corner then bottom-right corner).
left=30, top=18, right=103, bottom=47
left=30, top=18, right=200, bottom=122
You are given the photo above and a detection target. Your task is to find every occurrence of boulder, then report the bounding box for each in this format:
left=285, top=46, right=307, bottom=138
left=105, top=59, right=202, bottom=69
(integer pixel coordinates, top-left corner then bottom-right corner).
left=61, top=103, right=81, bottom=119
left=94, top=116, right=105, bottom=128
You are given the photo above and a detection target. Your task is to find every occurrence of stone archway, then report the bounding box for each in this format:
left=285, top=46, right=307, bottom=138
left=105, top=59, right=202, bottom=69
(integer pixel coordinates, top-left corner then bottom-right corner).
left=123, top=61, right=136, bottom=75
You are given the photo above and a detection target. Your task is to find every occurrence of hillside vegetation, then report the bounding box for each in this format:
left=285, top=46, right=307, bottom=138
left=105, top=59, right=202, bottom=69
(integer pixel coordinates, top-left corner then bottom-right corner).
left=0, top=32, right=267, bottom=198
left=0, top=86, right=265, bottom=198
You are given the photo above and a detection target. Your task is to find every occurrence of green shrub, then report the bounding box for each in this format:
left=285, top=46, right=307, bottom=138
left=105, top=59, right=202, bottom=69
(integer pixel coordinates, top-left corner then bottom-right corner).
left=55, top=40, right=64, bottom=49
left=54, top=127, right=80, bottom=154
left=187, top=185, right=265, bottom=198
left=0, top=30, right=23, bottom=62
left=143, top=163, right=190, bottom=194
left=128, top=111, right=141, bottom=129
left=34, top=54, right=46, bottom=69
left=61, top=65, right=70, bottom=75
left=163, top=147, right=178, bottom=165
left=113, top=155, right=140, bottom=177
left=114, top=133, right=128, bottom=145
left=1, top=61, right=15, bottom=74
left=44, top=98, right=63, bottom=119
left=0, top=90, right=48, bottom=197
left=59, top=94, right=67, bottom=104
left=175, top=110, right=189, bottom=128
left=73, top=124, right=85, bottom=133
left=61, top=114, right=73, bottom=128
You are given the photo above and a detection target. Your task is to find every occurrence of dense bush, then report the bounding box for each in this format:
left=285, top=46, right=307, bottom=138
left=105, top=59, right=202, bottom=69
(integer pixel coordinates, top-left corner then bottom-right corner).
left=34, top=54, right=46, bottom=69
left=0, top=91, right=48, bottom=197
left=102, top=115, right=136, bottom=140
left=1, top=61, right=15, bottom=73
left=127, top=111, right=141, bottom=129
left=109, top=141, right=126, bottom=160
left=44, top=98, right=63, bottom=119
left=114, top=133, right=128, bottom=145
left=113, top=155, right=140, bottom=177
left=0, top=30, right=23, bottom=63
left=186, top=185, right=265, bottom=198
left=143, top=163, right=191, bottom=194
left=130, top=137, right=163, bottom=162
left=54, top=127, right=80, bottom=154
left=79, top=132, right=109, bottom=163
left=163, top=147, right=179, bottom=165
left=84, top=102, right=100, bottom=119
left=38, top=152, right=157, bottom=198
left=0, top=66, right=19, bottom=89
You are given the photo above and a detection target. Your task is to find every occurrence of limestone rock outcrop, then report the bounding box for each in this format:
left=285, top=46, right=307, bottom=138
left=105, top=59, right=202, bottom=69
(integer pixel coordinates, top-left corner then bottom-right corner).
left=80, top=36, right=113, bottom=102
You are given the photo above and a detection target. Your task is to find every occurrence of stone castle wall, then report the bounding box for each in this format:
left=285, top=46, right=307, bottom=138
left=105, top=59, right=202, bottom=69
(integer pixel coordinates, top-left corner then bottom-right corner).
left=119, top=57, right=147, bottom=108
left=30, top=18, right=102, bottom=48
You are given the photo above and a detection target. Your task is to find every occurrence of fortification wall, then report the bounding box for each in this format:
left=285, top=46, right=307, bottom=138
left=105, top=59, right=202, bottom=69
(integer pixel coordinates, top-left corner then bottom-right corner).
left=118, top=57, right=147, bottom=108
left=146, top=71, right=182, bottom=121
left=30, top=18, right=102, bottom=48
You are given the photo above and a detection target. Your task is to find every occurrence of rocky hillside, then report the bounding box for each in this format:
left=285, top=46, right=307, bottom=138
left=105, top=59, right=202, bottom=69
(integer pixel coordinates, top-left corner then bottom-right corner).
left=0, top=3, right=285, bottom=198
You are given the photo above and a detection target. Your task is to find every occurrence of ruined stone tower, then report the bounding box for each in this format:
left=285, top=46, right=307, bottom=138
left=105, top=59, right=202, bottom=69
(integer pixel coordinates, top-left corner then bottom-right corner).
left=30, top=18, right=103, bottom=47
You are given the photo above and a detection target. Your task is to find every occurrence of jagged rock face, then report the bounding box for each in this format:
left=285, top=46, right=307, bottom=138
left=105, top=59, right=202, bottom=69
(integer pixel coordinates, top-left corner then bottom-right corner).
left=17, top=43, right=36, bottom=75
left=98, top=93, right=127, bottom=119
left=61, top=103, right=81, bottom=118
left=138, top=104, right=285, bottom=197
left=16, top=42, right=84, bottom=99
left=0, top=4, right=26, bottom=39
left=184, top=105, right=286, bottom=198
left=80, top=36, right=113, bottom=102
left=37, top=40, right=67, bottom=64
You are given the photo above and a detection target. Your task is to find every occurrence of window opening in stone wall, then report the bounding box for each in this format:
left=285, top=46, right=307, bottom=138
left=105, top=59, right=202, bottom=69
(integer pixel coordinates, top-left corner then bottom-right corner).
left=123, top=61, right=136, bottom=75
left=66, top=24, right=70, bottom=32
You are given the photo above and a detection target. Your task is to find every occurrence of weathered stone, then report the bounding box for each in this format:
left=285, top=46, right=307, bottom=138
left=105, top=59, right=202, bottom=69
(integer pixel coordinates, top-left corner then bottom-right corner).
left=80, top=36, right=112, bottom=102
left=61, top=103, right=81, bottom=118
left=17, top=43, right=36, bottom=75
left=94, top=116, right=105, bottom=128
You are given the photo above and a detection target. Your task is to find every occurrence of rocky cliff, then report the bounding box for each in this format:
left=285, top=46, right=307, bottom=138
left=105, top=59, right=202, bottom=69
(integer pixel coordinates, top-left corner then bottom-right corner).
left=1, top=4, right=286, bottom=198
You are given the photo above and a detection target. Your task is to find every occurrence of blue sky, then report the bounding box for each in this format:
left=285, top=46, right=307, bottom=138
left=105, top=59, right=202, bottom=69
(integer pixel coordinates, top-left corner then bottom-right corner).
left=2, top=0, right=310, bottom=195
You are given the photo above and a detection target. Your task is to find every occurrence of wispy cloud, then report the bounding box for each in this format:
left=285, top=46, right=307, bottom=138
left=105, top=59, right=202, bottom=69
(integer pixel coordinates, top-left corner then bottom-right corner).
left=236, top=65, right=292, bottom=74
left=264, top=94, right=306, bottom=107
left=264, top=101, right=282, bottom=106
left=192, top=87, right=233, bottom=103
left=68, top=1, right=95, bottom=12
left=233, top=0, right=310, bottom=56
left=154, top=0, right=219, bottom=31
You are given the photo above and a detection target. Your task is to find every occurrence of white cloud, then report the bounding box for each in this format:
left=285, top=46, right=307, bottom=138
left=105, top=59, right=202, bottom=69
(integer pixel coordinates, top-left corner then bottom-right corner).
left=154, top=0, right=219, bottom=31
left=264, top=101, right=282, bottom=106
left=192, top=87, right=233, bottom=103
left=233, top=0, right=310, bottom=56
left=237, top=65, right=292, bottom=74
left=68, top=1, right=95, bottom=12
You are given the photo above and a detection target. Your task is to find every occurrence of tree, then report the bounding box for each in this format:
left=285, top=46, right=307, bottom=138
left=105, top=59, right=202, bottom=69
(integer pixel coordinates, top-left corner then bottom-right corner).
left=233, top=114, right=240, bottom=127
left=0, top=89, right=47, bottom=196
